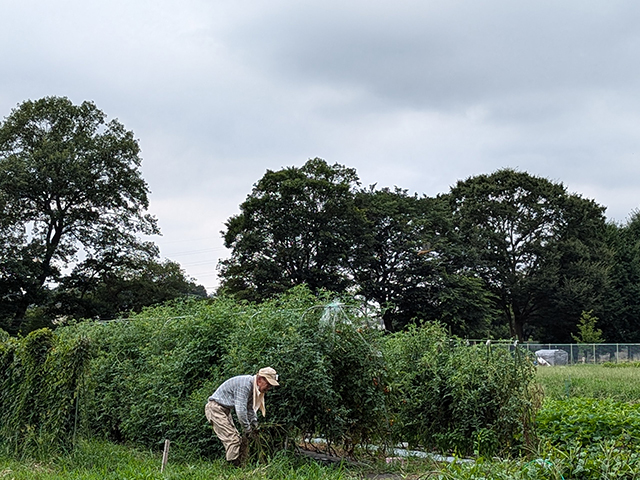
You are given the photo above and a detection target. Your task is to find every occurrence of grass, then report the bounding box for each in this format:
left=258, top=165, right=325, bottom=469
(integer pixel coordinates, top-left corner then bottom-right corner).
left=0, top=439, right=589, bottom=480
left=536, top=364, right=640, bottom=401
left=6, top=439, right=639, bottom=480
left=0, top=440, right=356, bottom=480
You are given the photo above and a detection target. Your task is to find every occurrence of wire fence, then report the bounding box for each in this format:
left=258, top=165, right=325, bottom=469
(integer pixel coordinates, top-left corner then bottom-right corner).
left=468, top=341, right=640, bottom=365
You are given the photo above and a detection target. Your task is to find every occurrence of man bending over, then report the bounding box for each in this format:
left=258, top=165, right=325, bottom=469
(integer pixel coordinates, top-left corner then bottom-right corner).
left=205, top=367, right=279, bottom=466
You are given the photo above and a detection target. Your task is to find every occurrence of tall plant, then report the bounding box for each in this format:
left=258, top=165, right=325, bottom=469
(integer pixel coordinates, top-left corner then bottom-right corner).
left=73, top=297, right=239, bottom=456
left=220, top=286, right=389, bottom=455
left=0, top=328, right=92, bottom=456
left=385, top=324, right=541, bottom=456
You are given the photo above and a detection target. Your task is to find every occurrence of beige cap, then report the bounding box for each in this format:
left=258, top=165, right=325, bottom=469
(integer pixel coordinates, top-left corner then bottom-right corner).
left=257, top=367, right=279, bottom=386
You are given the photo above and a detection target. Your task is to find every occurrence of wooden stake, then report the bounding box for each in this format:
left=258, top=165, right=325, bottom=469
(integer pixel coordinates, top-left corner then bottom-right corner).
left=161, top=439, right=170, bottom=473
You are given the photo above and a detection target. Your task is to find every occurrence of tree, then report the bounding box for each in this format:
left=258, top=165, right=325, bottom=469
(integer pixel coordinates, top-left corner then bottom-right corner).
left=349, top=186, right=496, bottom=334
left=0, top=96, right=159, bottom=333
left=219, top=162, right=496, bottom=335
left=571, top=310, right=604, bottom=343
left=441, top=169, right=610, bottom=342
left=45, top=257, right=207, bottom=323
left=218, top=158, right=361, bottom=301
left=600, top=212, right=640, bottom=342
left=348, top=187, right=434, bottom=330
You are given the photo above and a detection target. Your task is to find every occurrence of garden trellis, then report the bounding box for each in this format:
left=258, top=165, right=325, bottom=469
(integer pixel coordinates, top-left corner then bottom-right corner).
left=1, top=288, right=541, bottom=458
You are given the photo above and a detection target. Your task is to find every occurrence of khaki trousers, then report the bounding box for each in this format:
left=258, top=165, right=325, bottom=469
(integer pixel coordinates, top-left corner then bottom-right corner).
left=205, top=400, right=242, bottom=461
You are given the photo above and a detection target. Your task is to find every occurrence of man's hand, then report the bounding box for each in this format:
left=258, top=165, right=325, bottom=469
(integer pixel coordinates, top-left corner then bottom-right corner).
left=248, top=425, right=260, bottom=440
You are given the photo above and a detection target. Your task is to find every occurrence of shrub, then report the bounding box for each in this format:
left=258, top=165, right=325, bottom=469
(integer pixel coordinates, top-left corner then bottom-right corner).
left=72, top=297, right=239, bottom=457
left=1, top=288, right=545, bottom=461
left=384, top=325, right=541, bottom=456
left=70, top=287, right=388, bottom=457
left=0, top=328, right=92, bottom=456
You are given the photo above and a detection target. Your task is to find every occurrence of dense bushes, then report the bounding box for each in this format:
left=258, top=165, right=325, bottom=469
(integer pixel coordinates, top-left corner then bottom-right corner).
left=67, top=296, right=241, bottom=457
left=385, top=325, right=541, bottom=456
left=0, top=286, right=541, bottom=459
left=74, top=287, right=388, bottom=457
left=221, top=290, right=388, bottom=453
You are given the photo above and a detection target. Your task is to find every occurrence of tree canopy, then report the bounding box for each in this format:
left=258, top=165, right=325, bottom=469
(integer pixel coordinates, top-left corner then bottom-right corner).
left=219, top=160, right=497, bottom=335
left=600, top=211, right=640, bottom=342
left=349, top=187, right=495, bottom=334
left=218, top=158, right=361, bottom=301
left=219, top=163, right=620, bottom=341
left=3, top=96, right=625, bottom=343
left=440, top=168, right=610, bottom=341
left=0, top=97, right=204, bottom=332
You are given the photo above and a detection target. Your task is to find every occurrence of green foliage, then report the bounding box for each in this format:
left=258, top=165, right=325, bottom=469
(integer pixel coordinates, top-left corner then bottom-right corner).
left=6, top=438, right=640, bottom=480
left=50, top=257, right=208, bottom=322
left=0, top=439, right=354, bottom=479
left=434, top=442, right=640, bottom=480
left=384, top=324, right=541, bottom=456
left=349, top=187, right=439, bottom=332
left=71, top=297, right=238, bottom=457
left=571, top=310, right=604, bottom=343
left=0, top=328, right=92, bottom=456
left=534, top=367, right=640, bottom=478
left=218, top=158, right=361, bottom=301
left=603, top=361, right=640, bottom=368
left=440, top=168, right=610, bottom=342
left=537, top=398, right=640, bottom=448
left=350, top=187, right=497, bottom=334
left=56, top=288, right=389, bottom=457
left=600, top=213, right=640, bottom=343
left=221, top=287, right=388, bottom=454
left=1, top=287, right=545, bottom=463
left=0, top=96, right=159, bottom=333
left=219, top=161, right=499, bottom=334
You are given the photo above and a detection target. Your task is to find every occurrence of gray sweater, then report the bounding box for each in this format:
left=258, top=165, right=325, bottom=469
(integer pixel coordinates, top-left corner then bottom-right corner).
left=209, top=375, right=258, bottom=432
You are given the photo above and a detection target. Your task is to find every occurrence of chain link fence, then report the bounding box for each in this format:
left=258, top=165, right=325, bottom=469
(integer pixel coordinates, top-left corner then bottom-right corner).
left=468, top=341, right=640, bottom=365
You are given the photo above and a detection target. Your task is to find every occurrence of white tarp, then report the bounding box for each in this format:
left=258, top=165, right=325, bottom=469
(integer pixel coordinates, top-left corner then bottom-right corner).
left=535, top=349, right=569, bottom=366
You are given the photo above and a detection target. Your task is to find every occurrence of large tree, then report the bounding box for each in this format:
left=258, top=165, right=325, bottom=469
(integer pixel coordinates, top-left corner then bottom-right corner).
left=0, top=96, right=159, bottom=333
left=601, top=213, right=640, bottom=342
left=441, top=169, right=610, bottom=341
left=349, top=186, right=496, bottom=334
left=218, top=158, right=361, bottom=301
left=219, top=162, right=497, bottom=334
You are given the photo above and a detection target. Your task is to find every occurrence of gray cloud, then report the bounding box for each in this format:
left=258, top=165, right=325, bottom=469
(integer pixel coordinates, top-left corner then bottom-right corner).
left=2, top=0, right=640, bottom=289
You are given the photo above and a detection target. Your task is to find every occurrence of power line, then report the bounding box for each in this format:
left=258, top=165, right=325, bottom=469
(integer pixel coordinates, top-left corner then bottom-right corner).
left=162, top=247, right=227, bottom=257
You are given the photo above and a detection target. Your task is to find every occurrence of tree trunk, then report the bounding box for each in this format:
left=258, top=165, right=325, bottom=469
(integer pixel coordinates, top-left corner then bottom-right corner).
left=514, top=319, right=524, bottom=342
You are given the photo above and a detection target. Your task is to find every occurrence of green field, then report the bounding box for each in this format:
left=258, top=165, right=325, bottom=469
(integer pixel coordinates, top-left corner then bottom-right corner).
left=536, top=363, right=640, bottom=401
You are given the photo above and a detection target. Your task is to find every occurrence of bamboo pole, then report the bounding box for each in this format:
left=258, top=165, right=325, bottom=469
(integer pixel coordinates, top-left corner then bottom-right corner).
left=161, top=439, right=170, bottom=473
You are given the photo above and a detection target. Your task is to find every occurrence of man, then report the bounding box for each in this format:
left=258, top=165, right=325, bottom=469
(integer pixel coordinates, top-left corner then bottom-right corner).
left=205, top=367, right=279, bottom=466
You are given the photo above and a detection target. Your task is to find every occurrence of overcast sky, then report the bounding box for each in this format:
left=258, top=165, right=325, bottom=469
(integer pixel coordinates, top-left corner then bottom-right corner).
left=2, top=0, right=640, bottom=292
